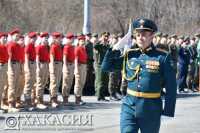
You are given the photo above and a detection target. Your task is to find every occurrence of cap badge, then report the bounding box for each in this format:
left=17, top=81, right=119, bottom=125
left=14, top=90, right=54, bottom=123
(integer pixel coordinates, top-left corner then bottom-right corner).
left=139, top=19, right=145, bottom=28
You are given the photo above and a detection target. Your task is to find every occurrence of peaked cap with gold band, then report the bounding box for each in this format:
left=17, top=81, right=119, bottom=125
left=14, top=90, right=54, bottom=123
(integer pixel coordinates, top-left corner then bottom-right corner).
left=132, top=18, right=158, bottom=32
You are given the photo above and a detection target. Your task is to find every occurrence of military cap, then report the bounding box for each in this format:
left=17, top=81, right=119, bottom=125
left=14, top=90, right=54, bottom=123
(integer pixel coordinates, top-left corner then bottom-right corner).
left=10, top=28, right=20, bottom=35
left=162, top=33, right=168, bottom=38
left=40, top=32, right=49, bottom=37
left=28, top=32, right=37, bottom=38
left=77, top=32, right=84, bottom=37
left=178, top=35, right=184, bottom=39
left=155, top=32, right=162, bottom=37
left=117, top=33, right=124, bottom=38
left=170, top=34, right=177, bottom=38
left=184, top=36, right=190, bottom=41
left=0, top=32, right=7, bottom=38
left=195, top=33, right=200, bottom=37
left=66, top=32, right=74, bottom=39
left=132, top=18, right=158, bottom=32
left=92, top=33, right=98, bottom=38
left=77, top=35, right=85, bottom=40
left=101, top=32, right=110, bottom=37
left=111, top=34, right=118, bottom=39
left=52, top=32, right=62, bottom=38
left=85, top=32, right=91, bottom=36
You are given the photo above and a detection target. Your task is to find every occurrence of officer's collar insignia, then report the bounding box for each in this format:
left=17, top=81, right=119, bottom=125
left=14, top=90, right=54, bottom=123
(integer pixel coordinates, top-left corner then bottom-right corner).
left=140, top=46, right=152, bottom=53
left=139, top=19, right=145, bottom=28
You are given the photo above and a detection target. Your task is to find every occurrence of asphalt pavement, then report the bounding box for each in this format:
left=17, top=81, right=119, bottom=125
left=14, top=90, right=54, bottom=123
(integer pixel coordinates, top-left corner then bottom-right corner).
left=0, top=92, right=200, bottom=133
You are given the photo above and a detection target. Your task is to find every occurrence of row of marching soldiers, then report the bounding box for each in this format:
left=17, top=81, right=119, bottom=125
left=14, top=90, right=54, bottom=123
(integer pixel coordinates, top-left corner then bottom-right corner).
left=0, top=28, right=90, bottom=113
left=153, top=32, right=200, bottom=93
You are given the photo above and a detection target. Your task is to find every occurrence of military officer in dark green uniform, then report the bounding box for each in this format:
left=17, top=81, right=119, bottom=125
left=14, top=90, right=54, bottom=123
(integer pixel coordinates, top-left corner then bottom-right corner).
left=84, top=32, right=95, bottom=95
left=158, top=33, right=169, bottom=51
left=168, top=34, right=178, bottom=72
left=177, top=35, right=184, bottom=50
left=102, top=18, right=177, bottom=133
left=108, top=34, right=122, bottom=101
left=196, top=33, right=200, bottom=91
left=94, top=32, right=110, bottom=101
left=153, top=32, right=162, bottom=46
left=187, top=36, right=198, bottom=92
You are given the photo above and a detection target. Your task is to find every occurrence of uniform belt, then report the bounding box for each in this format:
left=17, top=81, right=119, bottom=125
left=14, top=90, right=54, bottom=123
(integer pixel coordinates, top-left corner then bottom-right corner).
left=127, top=89, right=161, bottom=98
left=39, top=60, right=48, bottom=63
left=11, top=60, right=19, bottom=62
left=11, top=60, right=19, bottom=64
left=29, top=61, right=35, bottom=64
left=54, top=61, right=62, bottom=64
left=67, top=62, right=74, bottom=65
left=67, top=61, right=74, bottom=63
left=78, top=62, right=87, bottom=64
left=0, top=63, right=7, bottom=66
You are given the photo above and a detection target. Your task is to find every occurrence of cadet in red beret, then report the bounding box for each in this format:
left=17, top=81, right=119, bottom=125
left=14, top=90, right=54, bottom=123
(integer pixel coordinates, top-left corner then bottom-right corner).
left=52, top=32, right=62, bottom=38
left=7, top=28, right=21, bottom=112
left=15, top=35, right=25, bottom=108
left=35, top=32, right=49, bottom=109
left=49, top=32, right=63, bottom=108
left=62, top=32, right=75, bottom=105
left=0, top=32, right=9, bottom=113
left=74, top=35, right=87, bottom=105
left=66, top=32, right=74, bottom=39
left=40, top=32, right=49, bottom=38
left=23, top=32, right=37, bottom=110
left=77, top=35, right=85, bottom=40
left=28, top=32, right=37, bottom=38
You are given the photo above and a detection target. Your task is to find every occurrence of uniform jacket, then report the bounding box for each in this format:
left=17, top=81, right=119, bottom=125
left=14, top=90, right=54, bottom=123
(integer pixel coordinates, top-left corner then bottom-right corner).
left=93, top=42, right=110, bottom=66
left=102, top=44, right=177, bottom=118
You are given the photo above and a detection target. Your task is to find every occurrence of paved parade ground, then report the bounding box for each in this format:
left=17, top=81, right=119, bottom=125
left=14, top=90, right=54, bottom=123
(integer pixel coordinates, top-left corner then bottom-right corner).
left=0, top=92, right=200, bottom=133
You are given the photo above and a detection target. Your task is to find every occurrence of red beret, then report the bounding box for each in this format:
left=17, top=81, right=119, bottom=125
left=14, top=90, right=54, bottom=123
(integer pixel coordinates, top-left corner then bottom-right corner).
left=52, top=32, right=61, bottom=38
left=77, top=35, right=85, bottom=40
left=28, top=32, right=37, bottom=38
left=10, top=28, right=20, bottom=35
left=66, top=32, right=74, bottom=39
left=0, top=32, right=7, bottom=38
left=40, top=32, right=49, bottom=37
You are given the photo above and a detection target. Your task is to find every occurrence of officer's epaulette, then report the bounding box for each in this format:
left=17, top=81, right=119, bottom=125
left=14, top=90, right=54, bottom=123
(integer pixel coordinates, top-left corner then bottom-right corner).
left=156, top=48, right=168, bottom=54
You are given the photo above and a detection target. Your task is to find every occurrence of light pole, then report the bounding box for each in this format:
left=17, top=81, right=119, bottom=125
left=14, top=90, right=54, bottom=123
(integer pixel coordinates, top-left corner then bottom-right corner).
left=83, top=0, right=91, bottom=34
